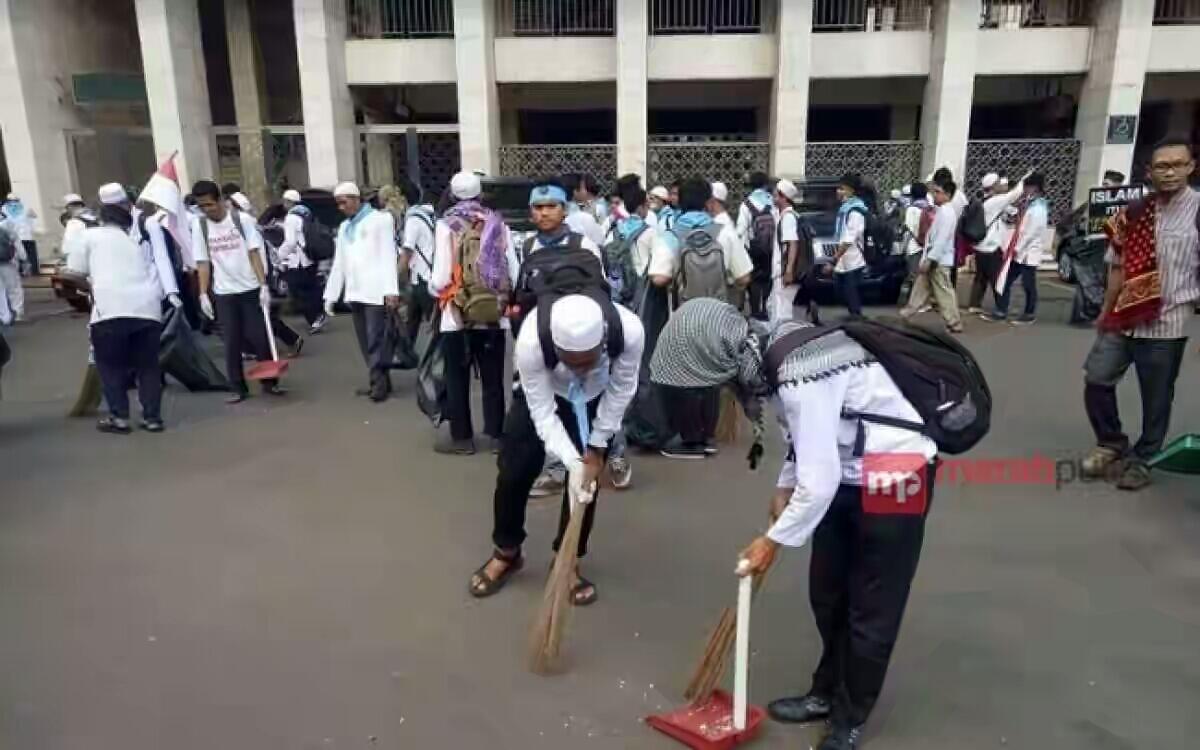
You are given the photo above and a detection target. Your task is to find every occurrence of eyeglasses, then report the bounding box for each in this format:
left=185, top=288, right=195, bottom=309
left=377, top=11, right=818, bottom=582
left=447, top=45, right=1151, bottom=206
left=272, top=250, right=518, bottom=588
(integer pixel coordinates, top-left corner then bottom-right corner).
left=1151, top=160, right=1192, bottom=174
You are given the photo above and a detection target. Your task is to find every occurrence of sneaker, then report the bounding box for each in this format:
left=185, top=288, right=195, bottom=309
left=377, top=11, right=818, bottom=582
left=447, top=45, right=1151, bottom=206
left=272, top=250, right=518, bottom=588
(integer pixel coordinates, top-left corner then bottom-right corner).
left=660, top=437, right=708, bottom=460
left=916, top=304, right=932, bottom=314
left=980, top=312, right=1007, bottom=322
left=96, top=417, right=132, bottom=435
left=817, top=724, right=864, bottom=750
left=703, top=439, right=719, bottom=455
left=767, top=693, right=832, bottom=724
left=1010, top=315, right=1037, bottom=326
left=140, top=419, right=165, bottom=433
left=226, top=390, right=250, bottom=404
left=967, top=306, right=984, bottom=314
left=529, top=469, right=565, bottom=497
left=263, top=384, right=288, bottom=397
left=608, top=456, right=632, bottom=489
left=1116, top=460, right=1152, bottom=491
left=308, top=314, right=328, bottom=336
left=1080, top=445, right=1121, bottom=479
left=434, top=437, right=476, bottom=456
left=287, top=338, right=305, bottom=359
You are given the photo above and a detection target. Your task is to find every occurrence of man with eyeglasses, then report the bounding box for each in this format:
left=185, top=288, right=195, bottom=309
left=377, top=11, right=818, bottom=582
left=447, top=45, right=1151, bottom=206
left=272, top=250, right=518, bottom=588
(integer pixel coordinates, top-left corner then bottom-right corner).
left=1080, top=137, right=1200, bottom=491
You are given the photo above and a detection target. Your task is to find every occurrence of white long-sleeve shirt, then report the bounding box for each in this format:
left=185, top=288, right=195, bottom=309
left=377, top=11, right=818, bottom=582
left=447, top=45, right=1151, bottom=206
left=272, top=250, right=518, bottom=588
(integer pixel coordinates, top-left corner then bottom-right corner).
left=135, top=209, right=180, bottom=300
left=924, top=202, right=958, bottom=267
left=976, top=185, right=1026, bottom=253
left=768, top=361, right=937, bottom=547
left=566, top=206, right=606, bottom=247
left=515, top=303, right=645, bottom=466
left=277, top=211, right=310, bottom=270
left=66, top=225, right=167, bottom=325
left=1012, top=198, right=1049, bottom=267
left=324, top=209, right=398, bottom=306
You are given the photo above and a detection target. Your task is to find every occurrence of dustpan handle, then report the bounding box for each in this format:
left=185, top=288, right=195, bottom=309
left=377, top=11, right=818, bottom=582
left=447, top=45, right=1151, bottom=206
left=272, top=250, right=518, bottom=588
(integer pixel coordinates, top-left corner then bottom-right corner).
left=260, top=297, right=280, bottom=363
left=733, top=569, right=752, bottom=731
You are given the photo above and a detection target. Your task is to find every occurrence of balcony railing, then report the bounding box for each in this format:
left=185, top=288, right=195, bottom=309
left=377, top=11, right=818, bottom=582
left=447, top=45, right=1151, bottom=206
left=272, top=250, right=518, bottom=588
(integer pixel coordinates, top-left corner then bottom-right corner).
left=347, top=0, right=454, bottom=39
left=980, top=0, right=1091, bottom=28
left=1155, top=0, right=1200, bottom=24
left=497, top=0, right=615, bottom=36
left=813, top=0, right=932, bottom=32
left=651, top=0, right=769, bottom=35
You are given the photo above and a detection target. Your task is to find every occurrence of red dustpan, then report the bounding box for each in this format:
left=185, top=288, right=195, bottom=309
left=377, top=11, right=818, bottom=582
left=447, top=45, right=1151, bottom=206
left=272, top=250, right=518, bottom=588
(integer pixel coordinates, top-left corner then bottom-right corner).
left=648, top=571, right=765, bottom=749
left=246, top=298, right=290, bottom=381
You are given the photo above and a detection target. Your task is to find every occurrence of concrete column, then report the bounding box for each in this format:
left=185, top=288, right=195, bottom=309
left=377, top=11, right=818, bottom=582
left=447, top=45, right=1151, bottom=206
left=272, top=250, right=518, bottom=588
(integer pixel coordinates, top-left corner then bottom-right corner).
left=134, top=0, right=217, bottom=191
left=0, top=0, right=73, bottom=244
left=769, top=0, right=812, bottom=177
left=294, top=0, right=357, bottom=188
left=616, top=0, right=648, bottom=177
left=453, top=0, right=500, bottom=174
left=919, top=0, right=980, bottom=179
left=225, top=0, right=270, bottom=207
left=1073, top=0, right=1153, bottom=204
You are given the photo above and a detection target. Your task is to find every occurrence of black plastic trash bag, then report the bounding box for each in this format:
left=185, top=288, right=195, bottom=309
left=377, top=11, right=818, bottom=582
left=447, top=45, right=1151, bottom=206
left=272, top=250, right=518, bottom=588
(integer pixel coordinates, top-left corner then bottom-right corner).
left=387, top=308, right=419, bottom=370
left=415, top=321, right=447, bottom=425
left=1068, top=238, right=1108, bottom=325
left=159, top=307, right=230, bottom=391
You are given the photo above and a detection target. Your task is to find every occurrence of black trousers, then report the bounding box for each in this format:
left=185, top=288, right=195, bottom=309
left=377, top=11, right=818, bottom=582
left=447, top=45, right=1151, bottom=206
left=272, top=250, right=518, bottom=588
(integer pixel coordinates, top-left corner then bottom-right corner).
left=91, top=317, right=163, bottom=421
left=271, top=312, right=301, bottom=348
left=994, top=262, right=1038, bottom=318
left=177, top=270, right=202, bottom=331
left=659, top=384, right=720, bottom=446
left=215, top=289, right=276, bottom=393
left=443, top=327, right=507, bottom=441
left=283, top=265, right=323, bottom=326
left=835, top=267, right=865, bottom=317
left=350, top=303, right=395, bottom=395
left=21, top=240, right=38, bottom=276
left=1084, top=332, right=1187, bottom=461
left=493, top=390, right=602, bottom=555
left=406, top=280, right=437, bottom=342
left=747, top=274, right=771, bottom=321
left=808, top=480, right=932, bottom=728
left=967, top=251, right=1001, bottom=309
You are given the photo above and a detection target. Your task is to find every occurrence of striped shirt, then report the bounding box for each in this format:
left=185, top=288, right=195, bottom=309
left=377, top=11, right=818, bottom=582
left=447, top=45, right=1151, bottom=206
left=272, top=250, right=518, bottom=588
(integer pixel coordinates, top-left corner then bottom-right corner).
left=1107, top=188, right=1200, bottom=339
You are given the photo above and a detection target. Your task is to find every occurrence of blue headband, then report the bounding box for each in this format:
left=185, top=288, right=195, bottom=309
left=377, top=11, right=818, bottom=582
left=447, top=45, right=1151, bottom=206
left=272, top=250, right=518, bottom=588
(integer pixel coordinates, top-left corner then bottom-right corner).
left=529, top=185, right=568, bottom=206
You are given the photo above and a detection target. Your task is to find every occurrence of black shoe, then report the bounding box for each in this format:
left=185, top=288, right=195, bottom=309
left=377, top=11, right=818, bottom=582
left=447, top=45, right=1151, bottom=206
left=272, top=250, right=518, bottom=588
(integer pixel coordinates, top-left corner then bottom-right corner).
left=767, top=693, right=832, bottom=724
left=660, top=436, right=707, bottom=460
left=96, top=417, right=132, bottom=435
left=263, top=384, right=288, bottom=397
left=817, top=724, right=864, bottom=750
left=369, top=389, right=389, bottom=403
left=308, top=314, right=328, bottom=336
left=435, top=437, right=476, bottom=455
left=226, top=391, right=250, bottom=404
left=287, top=337, right=305, bottom=359
left=354, top=387, right=372, bottom=397
left=141, top=419, right=165, bottom=433
left=487, top=436, right=503, bottom=455
left=703, top=439, right=719, bottom=455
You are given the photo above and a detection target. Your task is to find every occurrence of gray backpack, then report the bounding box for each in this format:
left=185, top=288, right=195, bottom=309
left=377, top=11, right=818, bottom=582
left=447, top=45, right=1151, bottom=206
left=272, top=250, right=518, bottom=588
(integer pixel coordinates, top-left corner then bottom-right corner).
left=674, top=224, right=728, bottom=304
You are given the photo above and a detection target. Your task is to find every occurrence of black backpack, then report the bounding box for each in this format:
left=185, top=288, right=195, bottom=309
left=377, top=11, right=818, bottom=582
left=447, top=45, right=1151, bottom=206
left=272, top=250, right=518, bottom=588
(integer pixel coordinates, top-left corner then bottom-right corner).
left=295, top=209, right=335, bottom=261
left=743, top=198, right=775, bottom=271
left=602, top=223, right=647, bottom=306
left=763, top=317, right=991, bottom=455
left=849, top=205, right=895, bottom=266
left=516, top=233, right=624, bottom=369
left=777, top=209, right=815, bottom=277
left=958, top=198, right=987, bottom=243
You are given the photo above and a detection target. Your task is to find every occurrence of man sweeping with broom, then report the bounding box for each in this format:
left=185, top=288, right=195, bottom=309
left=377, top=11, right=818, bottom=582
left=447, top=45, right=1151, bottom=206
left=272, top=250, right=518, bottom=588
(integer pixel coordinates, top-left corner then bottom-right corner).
left=468, top=181, right=644, bottom=612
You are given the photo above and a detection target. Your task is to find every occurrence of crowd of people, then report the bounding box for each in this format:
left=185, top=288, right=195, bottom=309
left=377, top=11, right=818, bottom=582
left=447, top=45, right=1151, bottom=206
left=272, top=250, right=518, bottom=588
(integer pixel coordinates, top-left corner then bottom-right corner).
left=3, top=135, right=1196, bottom=749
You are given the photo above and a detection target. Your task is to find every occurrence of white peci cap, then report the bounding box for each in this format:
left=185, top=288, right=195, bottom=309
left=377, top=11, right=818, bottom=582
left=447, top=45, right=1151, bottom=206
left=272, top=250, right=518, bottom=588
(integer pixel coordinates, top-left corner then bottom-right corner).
left=650, top=186, right=670, bottom=201
left=775, top=178, right=799, bottom=202
left=450, top=171, right=482, bottom=200
left=333, top=182, right=361, bottom=198
left=550, top=295, right=605, bottom=353
left=282, top=189, right=301, bottom=203
left=63, top=193, right=84, bottom=206
left=981, top=173, right=999, bottom=189
left=98, top=182, right=127, bottom=205
left=711, top=181, right=729, bottom=203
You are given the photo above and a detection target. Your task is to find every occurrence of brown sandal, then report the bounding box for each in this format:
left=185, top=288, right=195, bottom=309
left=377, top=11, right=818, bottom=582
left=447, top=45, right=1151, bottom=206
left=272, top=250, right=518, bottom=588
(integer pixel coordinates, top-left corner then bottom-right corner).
left=469, top=549, right=524, bottom=598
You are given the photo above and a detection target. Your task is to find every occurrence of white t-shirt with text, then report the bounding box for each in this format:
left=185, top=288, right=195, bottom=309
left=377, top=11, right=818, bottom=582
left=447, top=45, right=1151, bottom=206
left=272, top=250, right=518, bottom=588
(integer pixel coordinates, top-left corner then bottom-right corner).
left=190, top=210, right=264, bottom=295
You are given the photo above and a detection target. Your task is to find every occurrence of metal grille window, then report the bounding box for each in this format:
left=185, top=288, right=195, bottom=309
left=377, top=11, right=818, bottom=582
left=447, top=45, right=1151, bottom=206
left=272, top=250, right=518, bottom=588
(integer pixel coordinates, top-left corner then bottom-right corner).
left=647, top=142, right=770, bottom=202
left=498, top=145, right=617, bottom=194
left=965, top=139, right=1081, bottom=222
left=498, top=0, right=615, bottom=36
left=651, top=0, right=767, bottom=34
left=1154, top=0, right=1200, bottom=24
left=347, top=0, right=454, bottom=39
left=805, top=142, right=923, bottom=193
left=979, top=0, right=1092, bottom=28
left=812, top=0, right=932, bottom=31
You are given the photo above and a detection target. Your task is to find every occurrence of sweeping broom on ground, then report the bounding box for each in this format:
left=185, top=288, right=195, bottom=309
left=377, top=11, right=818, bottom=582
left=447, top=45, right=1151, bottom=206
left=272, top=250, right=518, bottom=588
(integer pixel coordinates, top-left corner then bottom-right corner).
left=684, top=560, right=775, bottom=703
left=714, top=385, right=742, bottom=445
left=528, top=482, right=592, bottom=674
left=67, top=364, right=103, bottom=417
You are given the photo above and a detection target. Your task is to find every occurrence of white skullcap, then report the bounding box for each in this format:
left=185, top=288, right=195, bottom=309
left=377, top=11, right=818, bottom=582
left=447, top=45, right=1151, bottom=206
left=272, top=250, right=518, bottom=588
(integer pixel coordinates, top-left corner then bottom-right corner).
left=999, top=177, right=1010, bottom=187
left=650, top=186, right=670, bottom=201
left=63, top=193, right=84, bottom=205
left=711, top=181, right=729, bottom=203
left=282, top=189, right=301, bottom=203
left=901, top=184, right=912, bottom=196
left=550, top=295, right=604, bottom=353
left=98, top=182, right=127, bottom=205
left=450, top=171, right=481, bottom=200
left=981, top=173, right=999, bottom=189
left=5, top=193, right=15, bottom=201
left=890, top=189, right=902, bottom=199
left=230, top=192, right=253, bottom=212
left=775, top=178, right=798, bottom=201
left=333, top=182, right=360, bottom=198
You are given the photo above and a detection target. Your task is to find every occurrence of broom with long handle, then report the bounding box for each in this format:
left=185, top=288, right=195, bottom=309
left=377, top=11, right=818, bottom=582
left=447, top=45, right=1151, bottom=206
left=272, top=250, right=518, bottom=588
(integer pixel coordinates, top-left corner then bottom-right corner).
left=528, top=481, right=593, bottom=674
left=684, top=558, right=775, bottom=703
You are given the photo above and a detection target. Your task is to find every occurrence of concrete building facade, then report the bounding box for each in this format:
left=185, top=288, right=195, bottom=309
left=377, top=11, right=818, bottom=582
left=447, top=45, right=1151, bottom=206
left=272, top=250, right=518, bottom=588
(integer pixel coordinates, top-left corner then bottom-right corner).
left=3, top=0, right=1200, bottom=253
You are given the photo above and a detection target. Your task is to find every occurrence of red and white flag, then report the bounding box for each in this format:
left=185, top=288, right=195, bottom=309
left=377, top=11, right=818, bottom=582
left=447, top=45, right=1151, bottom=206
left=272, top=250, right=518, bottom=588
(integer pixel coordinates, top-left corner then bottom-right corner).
left=138, top=152, right=194, bottom=268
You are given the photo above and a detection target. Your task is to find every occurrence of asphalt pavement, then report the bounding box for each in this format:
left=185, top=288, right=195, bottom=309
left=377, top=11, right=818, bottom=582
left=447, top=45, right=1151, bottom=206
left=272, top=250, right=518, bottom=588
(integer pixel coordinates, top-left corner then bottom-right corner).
left=1, top=281, right=1197, bottom=750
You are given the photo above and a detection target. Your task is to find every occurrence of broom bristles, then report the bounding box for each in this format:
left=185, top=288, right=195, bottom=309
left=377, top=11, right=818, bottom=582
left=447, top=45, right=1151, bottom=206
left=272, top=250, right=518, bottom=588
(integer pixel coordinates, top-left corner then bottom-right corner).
left=68, top=365, right=102, bottom=418
left=528, top=500, right=588, bottom=674
left=714, top=387, right=741, bottom=445
left=682, top=562, right=775, bottom=703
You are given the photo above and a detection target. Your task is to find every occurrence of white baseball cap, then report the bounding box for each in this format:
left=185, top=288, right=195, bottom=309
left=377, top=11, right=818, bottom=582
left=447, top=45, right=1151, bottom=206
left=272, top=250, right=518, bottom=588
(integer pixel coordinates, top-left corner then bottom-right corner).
left=550, top=295, right=604, bottom=352
left=450, top=171, right=481, bottom=200
left=333, top=182, right=360, bottom=198
left=775, top=178, right=799, bottom=201
left=98, top=182, right=127, bottom=205
left=282, top=189, right=301, bottom=203
left=650, top=186, right=670, bottom=201
left=63, top=193, right=84, bottom=206
left=711, top=182, right=729, bottom=204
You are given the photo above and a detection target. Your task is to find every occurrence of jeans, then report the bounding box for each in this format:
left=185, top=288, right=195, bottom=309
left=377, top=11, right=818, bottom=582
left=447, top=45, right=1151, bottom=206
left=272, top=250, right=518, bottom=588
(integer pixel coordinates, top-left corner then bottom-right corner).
left=492, top=390, right=603, bottom=556
left=835, top=267, right=865, bottom=317
left=350, top=303, right=395, bottom=396
left=994, top=262, right=1038, bottom=319
left=215, top=289, right=276, bottom=394
left=968, top=251, right=1001, bottom=309
left=283, top=265, right=323, bottom=326
left=1083, top=333, right=1187, bottom=461
left=659, top=384, right=720, bottom=446
left=91, top=317, right=163, bottom=421
left=809, top=480, right=932, bottom=728
left=442, top=327, right=507, bottom=441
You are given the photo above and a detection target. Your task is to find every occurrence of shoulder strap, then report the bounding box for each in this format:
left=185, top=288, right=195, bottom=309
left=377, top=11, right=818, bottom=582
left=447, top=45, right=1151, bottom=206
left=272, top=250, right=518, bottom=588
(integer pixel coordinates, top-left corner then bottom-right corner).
left=763, top=325, right=836, bottom=389
left=229, top=207, right=248, bottom=242
left=567, top=232, right=583, bottom=252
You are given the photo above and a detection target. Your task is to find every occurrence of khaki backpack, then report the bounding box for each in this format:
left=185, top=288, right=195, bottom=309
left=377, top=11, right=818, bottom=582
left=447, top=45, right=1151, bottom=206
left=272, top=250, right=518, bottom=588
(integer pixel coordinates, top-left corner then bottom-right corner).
left=453, top=220, right=503, bottom=325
